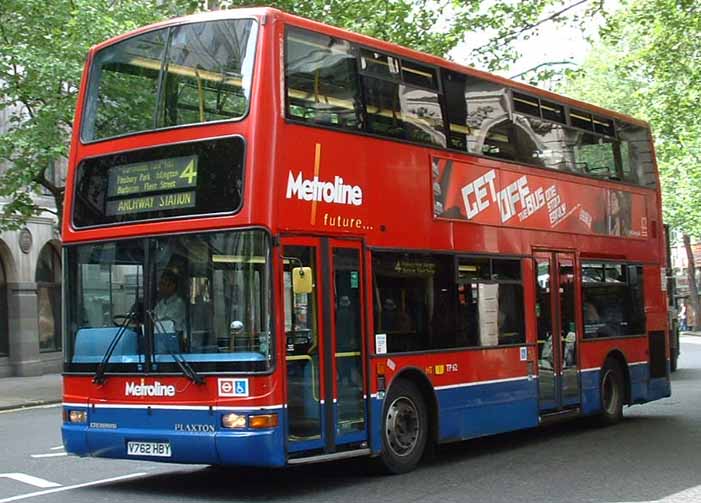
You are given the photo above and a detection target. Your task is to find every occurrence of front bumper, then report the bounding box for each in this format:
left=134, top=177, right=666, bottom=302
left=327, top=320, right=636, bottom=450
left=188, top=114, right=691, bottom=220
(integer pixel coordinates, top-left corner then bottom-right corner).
left=62, top=405, right=286, bottom=467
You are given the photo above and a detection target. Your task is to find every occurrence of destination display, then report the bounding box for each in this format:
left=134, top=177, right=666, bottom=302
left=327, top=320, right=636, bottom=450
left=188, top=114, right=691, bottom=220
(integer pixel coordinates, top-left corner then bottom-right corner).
left=104, top=155, right=198, bottom=216
left=73, top=136, right=244, bottom=228
left=107, top=155, right=198, bottom=197
left=106, top=191, right=197, bottom=216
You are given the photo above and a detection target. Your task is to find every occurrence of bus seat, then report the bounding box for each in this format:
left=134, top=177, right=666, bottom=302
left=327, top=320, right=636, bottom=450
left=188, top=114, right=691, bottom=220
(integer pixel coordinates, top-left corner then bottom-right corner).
left=73, top=327, right=138, bottom=362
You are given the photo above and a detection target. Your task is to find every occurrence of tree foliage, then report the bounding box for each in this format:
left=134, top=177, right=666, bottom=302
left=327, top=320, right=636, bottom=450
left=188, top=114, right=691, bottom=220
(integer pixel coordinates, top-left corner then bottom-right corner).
left=0, top=0, right=191, bottom=230
left=0, top=0, right=605, bottom=231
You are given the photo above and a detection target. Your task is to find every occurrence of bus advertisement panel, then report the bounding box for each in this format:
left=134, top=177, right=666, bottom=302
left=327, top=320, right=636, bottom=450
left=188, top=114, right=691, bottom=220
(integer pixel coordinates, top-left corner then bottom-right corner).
left=433, top=157, right=649, bottom=239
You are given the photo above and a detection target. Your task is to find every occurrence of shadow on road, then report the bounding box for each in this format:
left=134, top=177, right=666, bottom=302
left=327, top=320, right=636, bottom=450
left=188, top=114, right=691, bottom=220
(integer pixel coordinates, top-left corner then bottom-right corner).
left=94, top=459, right=375, bottom=501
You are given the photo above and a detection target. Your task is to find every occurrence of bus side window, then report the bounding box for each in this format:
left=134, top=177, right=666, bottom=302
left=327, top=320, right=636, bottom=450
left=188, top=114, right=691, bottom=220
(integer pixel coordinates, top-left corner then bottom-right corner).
left=285, top=27, right=363, bottom=131
left=360, top=50, right=445, bottom=148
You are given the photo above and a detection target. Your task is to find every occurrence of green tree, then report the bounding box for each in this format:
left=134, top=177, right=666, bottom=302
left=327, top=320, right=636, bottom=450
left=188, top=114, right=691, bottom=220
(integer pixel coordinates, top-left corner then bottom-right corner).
left=0, top=0, right=193, bottom=230
left=562, top=0, right=701, bottom=327
left=0, top=0, right=606, bottom=231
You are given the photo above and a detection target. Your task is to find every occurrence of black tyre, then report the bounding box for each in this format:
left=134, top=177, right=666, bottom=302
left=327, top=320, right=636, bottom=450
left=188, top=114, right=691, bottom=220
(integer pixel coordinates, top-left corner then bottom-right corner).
left=378, top=379, right=428, bottom=474
left=599, top=359, right=624, bottom=425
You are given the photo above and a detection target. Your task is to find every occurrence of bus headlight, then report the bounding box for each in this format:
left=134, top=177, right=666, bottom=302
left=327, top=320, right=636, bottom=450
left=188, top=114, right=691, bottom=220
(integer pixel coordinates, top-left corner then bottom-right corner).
left=68, top=410, right=87, bottom=423
left=221, top=413, right=247, bottom=429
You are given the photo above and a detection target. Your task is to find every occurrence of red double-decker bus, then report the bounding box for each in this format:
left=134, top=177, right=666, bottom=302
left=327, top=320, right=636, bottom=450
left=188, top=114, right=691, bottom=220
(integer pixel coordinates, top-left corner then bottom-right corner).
left=61, top=8, right=671, bottom=473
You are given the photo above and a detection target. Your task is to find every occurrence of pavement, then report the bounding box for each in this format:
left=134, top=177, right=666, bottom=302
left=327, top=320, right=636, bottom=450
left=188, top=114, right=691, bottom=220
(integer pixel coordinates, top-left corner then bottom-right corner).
left=0, top=331, right=700, bottom=412
left=0, top=373, right=62, bottom=411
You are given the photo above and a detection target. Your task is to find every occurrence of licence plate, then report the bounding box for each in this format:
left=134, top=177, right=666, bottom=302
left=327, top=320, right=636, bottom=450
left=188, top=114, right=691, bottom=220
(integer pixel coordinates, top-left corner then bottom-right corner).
left=127, top=441, right=171, bottom=457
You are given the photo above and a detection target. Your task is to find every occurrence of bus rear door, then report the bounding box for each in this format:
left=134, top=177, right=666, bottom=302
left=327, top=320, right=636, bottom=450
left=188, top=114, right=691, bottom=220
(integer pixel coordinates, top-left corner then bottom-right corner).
left=534, top=251, right=581, bottom=413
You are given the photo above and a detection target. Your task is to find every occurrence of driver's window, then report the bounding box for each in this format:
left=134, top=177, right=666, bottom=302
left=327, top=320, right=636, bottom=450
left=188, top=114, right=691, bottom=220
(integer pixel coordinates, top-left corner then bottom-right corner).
left=80, top=264, right=143, bottom=328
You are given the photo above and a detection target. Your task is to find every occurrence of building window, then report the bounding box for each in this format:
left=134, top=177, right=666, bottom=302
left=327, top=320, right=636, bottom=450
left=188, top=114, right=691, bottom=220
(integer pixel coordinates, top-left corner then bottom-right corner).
left=0, top=255, right=8, bottom=357
left=36, top=243, right=62, bottom=352
left=581, top=262, right=645, bottom=338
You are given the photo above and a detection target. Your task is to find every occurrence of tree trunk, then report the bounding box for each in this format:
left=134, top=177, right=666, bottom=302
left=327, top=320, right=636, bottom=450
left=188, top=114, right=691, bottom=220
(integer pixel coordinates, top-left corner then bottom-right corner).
left=683, top=234, right=701, bottom=330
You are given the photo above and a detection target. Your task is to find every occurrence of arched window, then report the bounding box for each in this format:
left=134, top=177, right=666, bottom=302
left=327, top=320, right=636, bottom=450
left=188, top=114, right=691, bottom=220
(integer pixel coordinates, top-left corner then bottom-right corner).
left=36, top=243, right=62, bottom=352
left=0, top=254, right=8, bottom=357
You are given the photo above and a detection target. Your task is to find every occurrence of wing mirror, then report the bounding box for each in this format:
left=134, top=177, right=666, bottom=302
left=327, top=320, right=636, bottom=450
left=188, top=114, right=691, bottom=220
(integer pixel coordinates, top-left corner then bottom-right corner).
left=292, top=267, right=313, bottom=294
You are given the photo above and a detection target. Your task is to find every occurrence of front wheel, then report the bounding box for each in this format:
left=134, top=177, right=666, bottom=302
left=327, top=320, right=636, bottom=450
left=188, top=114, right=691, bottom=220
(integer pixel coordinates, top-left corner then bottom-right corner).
left=599, top=359, right=624, bottom=425
left=378, top=379, right=428, bottom=474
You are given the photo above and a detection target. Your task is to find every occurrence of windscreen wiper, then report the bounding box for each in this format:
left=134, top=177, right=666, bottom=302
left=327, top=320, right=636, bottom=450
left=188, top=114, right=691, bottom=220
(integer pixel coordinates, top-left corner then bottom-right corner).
left=93, top=311, right=137, bottom=385
left=148, top=310, right=204, bottom=385
left=168, top=349, right=204, bottom=385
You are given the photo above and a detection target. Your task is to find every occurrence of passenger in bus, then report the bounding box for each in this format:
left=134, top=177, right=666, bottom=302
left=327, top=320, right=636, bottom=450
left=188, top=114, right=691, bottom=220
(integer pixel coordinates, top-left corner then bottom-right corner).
left=583, top=302, right=600, bottom=324
left=154, top=270, right=187, bottom=350
left=584, top=301, right=618, bottom=338
left=382, top=298, right=412, bottom=333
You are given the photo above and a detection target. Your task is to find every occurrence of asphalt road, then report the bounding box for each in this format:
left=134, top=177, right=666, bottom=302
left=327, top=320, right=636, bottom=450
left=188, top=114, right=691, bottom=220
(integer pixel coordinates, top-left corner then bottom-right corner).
left=2, top=338, right=701, bottom=503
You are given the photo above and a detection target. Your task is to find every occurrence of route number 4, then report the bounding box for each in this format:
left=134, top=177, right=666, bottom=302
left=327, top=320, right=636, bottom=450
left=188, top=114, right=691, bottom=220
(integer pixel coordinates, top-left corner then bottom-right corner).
left=179, top=160, right=197, bottom=185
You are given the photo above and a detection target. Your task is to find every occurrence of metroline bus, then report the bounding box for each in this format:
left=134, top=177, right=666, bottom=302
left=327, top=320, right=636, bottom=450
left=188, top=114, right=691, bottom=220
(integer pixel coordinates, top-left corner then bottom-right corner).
left=61, top=7, right=671, bottom=473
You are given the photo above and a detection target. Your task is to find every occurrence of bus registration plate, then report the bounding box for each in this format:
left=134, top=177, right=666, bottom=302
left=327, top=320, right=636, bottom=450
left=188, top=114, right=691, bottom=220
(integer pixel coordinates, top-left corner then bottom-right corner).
left=127, top=441, right=171, bottom=457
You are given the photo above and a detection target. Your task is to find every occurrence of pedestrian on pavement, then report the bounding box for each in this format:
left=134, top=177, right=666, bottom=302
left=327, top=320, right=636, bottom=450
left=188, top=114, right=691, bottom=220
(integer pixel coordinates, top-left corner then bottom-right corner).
left=686, top=299, right=695, bottom=332
left=680, top=301, right=688, bottom=332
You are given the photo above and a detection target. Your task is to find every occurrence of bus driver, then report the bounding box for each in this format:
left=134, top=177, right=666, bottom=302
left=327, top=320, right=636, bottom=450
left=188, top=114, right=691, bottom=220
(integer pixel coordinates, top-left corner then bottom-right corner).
left=153, top=270, right=187, bottom=349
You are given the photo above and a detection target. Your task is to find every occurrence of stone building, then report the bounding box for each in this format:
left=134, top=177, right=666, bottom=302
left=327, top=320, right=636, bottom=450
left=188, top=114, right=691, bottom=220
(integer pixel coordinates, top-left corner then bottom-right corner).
left=0, top=105, right=64, bottom=377
left=0, top=210, right=63, bottom=377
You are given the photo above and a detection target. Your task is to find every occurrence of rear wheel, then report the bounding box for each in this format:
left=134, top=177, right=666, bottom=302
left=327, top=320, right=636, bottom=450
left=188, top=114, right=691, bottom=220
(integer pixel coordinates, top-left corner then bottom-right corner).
left=378, top=379, right=428, bottom=474
left=599, top=359, right=624, bottom=425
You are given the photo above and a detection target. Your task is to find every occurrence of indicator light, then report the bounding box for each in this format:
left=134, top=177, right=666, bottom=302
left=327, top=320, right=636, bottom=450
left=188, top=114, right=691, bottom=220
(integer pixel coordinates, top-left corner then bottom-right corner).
left=249, top=414, right=279, bottom=429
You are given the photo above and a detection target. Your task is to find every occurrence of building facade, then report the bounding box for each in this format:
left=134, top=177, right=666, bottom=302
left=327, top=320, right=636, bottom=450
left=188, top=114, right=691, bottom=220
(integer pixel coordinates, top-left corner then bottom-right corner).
left=0, top=210, right=63, bottom=377
left=0, top=105, right=64, bottom=377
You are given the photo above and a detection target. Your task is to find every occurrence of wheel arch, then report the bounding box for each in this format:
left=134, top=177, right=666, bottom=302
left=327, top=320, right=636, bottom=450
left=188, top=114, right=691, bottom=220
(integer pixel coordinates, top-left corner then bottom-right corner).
left=388, top=367, right=440, bottom=445
left=603, top=349, right=631, bottom=405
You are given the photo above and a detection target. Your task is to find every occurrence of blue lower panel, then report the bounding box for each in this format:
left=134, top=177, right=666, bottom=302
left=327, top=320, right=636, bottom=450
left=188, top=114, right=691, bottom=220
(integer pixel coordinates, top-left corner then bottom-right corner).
left=580, top=369, right=601, bottom=415
left=648, top=375, right=671, bottom=402
left=436, top=378, right=539, bottom=441
left=62, top=406, right=285, bottom=467
left=629, top=364, right=650, bottom=404
left=369, top=397, right=383, bottom=454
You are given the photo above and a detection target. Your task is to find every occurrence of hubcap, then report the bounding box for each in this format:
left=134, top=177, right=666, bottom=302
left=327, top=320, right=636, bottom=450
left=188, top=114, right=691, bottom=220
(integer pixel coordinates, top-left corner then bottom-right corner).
left=602, top=369, right=619, bottom=415
left=385, top=396, right=420, bottom=457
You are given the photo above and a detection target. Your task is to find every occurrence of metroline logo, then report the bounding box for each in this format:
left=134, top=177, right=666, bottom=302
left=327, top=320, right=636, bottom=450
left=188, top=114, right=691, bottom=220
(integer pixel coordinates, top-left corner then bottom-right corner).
left=125, top=379, right=176, bottom=397
left=285, top=171, right=363, bottom=206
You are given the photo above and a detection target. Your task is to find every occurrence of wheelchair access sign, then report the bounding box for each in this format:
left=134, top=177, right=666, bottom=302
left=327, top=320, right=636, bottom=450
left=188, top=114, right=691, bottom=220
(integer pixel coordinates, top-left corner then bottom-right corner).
left=218, top=378, right=249, bottom=397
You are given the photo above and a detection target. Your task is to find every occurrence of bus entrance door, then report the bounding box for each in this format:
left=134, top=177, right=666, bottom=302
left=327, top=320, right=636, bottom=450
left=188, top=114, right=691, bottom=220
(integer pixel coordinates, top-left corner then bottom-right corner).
left=535, top=251, right=581, bottom=413
left=282, top=237, right=367, bottom=457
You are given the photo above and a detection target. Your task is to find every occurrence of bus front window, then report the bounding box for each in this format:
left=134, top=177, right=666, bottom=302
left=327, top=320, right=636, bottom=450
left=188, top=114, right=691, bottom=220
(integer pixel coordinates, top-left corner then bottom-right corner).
left=82, top=18, right=258, bottom=142
left=149, top=230, right=272, bottom=372
left=65, top=230, right=272, bottom=374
